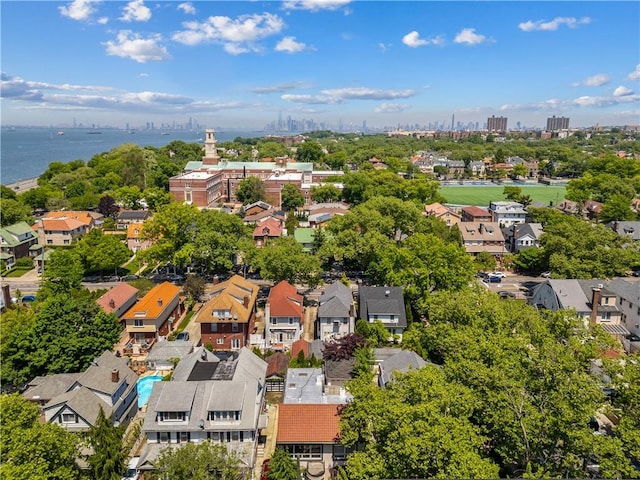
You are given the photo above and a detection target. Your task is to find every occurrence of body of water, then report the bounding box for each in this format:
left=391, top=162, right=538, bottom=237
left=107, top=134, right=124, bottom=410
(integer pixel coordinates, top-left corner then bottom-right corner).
left=1, top=126, right=265, bottom=184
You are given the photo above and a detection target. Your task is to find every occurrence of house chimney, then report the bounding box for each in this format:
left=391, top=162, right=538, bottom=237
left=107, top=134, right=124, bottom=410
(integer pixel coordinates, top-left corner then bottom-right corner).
left=213, top=275, right=220, bottom=285
left=109, top=298, right=116, bottom=309
left=590, top=288, right=601, bottom=325
left=157, top=298, right=163, bottom=307
left=244, top=295, right=250, bottom=308
left=111, top=369, right=119, bottom=383
left=479, top=223, right=485, bottom=234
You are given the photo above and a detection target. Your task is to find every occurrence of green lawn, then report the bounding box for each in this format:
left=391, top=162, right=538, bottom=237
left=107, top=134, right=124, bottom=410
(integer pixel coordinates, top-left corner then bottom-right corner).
left=440, top=185, right=566, bottom=207
left=3, top=267, right=33, bottom=278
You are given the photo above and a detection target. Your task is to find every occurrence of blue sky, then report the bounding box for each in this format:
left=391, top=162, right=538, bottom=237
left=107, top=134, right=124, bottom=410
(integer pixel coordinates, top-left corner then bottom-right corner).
left=1, top=1, right=639, bottom=130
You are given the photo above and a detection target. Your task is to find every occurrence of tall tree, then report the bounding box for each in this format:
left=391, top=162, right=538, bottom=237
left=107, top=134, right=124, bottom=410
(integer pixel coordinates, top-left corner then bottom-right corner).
left=310, top=184, right=342, bottom=203
left=153, top=441, right=242, bottom=480
left=0, top=394, right=82, bottom=480
left=41, top=249, right=84, bottom=297
left=280, top=184, right=305, bottom=211
left=295, top=141, right=325, bottom=164
left=257, top=236, right=321, bottom=287
left=266, top=447, right=300, bottom=480
left=86, top=408, right=126, bottom=480
left=76, top=229, right=132, bottom=276
left=236, top=177, right=266, bottom=205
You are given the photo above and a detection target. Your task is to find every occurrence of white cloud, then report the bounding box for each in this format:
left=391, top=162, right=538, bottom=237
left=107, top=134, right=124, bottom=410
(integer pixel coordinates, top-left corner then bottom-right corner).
left=572, top=74, right=610, bottom=87
left=1, top=74, right=114, bottom=100
left=251, top=82, right=311, bottom=94
left=627, top=64, right=640, bottom=81
left=275, top=36, right=306, bottom=53
left=172, top=13, right=285, bottom=54
left=320, top=87, right=416, bottom=100
left=375, top=103, right=410, bottom=113
left=59, top=0, right=100, bottom=21
left=402, top=31, right=444, bottom=48
left=500, top=93, right=640, bottom=111
left=120, top=0, right=151, bottom=22
left=97, top=16, right=108, bottom=24
left=103, top=31, right=170, bottom=63
left=518, top=16, right=591, bottom=32
left=378, top=43, right=391, bottom=53
left=281, top=94, right=341, bottom=104
left=613, top=86, right=633, bottom=97
left=282, top=0, right=351, bottom=11
left=454, top=28, right=491, bottom=46
left=402, top=31, right=427, bottom=48
left=177, top=2, right=196, bottom=15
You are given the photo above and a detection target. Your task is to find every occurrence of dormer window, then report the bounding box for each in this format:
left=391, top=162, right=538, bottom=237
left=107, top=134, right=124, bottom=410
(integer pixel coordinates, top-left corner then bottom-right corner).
left=208, top=410, right=240, bottom=421
left=158, top=411, right=186, bottom=422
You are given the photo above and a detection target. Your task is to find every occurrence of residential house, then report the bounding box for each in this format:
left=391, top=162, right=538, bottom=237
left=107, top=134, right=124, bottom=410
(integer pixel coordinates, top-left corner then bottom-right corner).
left=358, top=286, right=407, bottom=341
left=33, top=210, right=102, bottom=246
left=316, top=282, right=354, bottom=341
left=126, top=223, right=152, bottom=253
left=423, top=202, right=461, bottom=227
left=530, top=279, right=627, bottom=338
left=584, top=200, right=603, bottom=220
left=502, top=223, right=544, bottom=253
left=138, top=347, right=267, bottom=472
left=283, top=368, right=352, bottom=404
left=145, top=340, right=194, bottom=371
left=606, top=221, right=640, bottom=241
left=265, top=352, right=290, bottom=392
left=265, top=281, right=304, bottom=350
left=468, top=161, right=486, bottom=178
left=242, top=208, right=286, bottom=226
left=461, top=206, right=492, bottom=223
left=0, top=221, right=41, bottom=268
left=121, top=282, right=183, bottom=348
left=116, top=210, right=152, bottom=229
left=489, top=201, right=527, bottom=227
left=606, top=278, right=640, bottom=344
left=253, top=217, right=283, bottom=247
left=96, top=283, right=139, bottom=320
left=195, top=275, right=258, bottom=351
left=242, top=201, right=272, bottom=217
left=558, top=199, right=603, bottom=220
left=277, top=404, right=347, bottom=478
left=24, top=351, right=138, bottom=432
left=447, top=160, right=466, bottom=177
left=377, top=349, right=428, bottom=387
left=294, top=227, right=315, bottom=252
left=459, top=222, right=506, bottom=257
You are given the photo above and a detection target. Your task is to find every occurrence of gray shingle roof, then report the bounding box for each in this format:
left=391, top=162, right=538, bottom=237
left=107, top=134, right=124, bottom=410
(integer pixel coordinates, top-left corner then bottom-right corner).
left=23, top=373, right=81, bottom=402
left=318, top=282, right=352, bottom=318
left=379, top=350, right=427, bottom=386
left=145, top=341, right=194, bottom=363
left=358, top=286, right=407, bottom=328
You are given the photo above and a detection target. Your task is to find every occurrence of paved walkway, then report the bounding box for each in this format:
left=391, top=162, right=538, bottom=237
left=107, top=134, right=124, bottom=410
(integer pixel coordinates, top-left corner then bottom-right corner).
left=254, top=404, right=279, bottom=479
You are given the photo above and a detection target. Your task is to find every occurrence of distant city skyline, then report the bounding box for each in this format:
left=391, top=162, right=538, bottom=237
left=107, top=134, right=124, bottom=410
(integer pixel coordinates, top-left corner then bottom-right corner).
left=1, top=1, right=639, bottom=129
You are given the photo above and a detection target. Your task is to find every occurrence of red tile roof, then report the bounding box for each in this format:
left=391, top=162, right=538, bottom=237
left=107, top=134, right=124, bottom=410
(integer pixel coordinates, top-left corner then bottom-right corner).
left=265, top=352, right=290, bottom=377
left=277, top=404, right=341, bottom=443
left=291, top=339, right=310, bottom=359
left=253, top=217, right=283, bottom=238
left=97, top=283, right=139, bottom=314
left=268, top=281, right=303, bottom=319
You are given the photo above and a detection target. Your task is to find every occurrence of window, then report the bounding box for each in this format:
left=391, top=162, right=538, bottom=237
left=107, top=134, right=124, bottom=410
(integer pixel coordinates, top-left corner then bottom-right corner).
left=271, top=317, right=277, bottom=325
left=63, top=240, right=70, bottom=245
left=231, top=431, right=239, bottom=441
left=217, top=338, right=224, bottom=345
left=160, top=412, right=185, bottom=421
left=178, top=432, right=190, bottom=443
left=232, top=322, right=238, bottom=332
left=231, top=338, right=240, bottom=349
left=61, top=413, right=76, bottom=423
left=285, top=444, right=322, bottom=460
left=159, top=432, right=169, bottom=443
left=134, top=319, right=144, bottom=327
left=211, top=323, right=218, bottom=332
left=47, top=240, right=53, bottom=244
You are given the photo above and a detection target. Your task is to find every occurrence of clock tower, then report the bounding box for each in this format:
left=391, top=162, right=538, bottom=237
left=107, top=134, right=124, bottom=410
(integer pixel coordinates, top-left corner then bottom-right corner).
left=203, top=129, right=220, bottom=165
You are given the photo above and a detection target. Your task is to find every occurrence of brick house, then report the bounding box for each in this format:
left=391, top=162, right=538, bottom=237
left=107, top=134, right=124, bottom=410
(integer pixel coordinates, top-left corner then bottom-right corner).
left=196, top=275, right=259, bottom=351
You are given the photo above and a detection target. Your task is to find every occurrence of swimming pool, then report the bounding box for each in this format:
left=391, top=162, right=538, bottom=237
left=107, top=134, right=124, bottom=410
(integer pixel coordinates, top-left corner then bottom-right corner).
left=137, top=375, right=163, bottom=408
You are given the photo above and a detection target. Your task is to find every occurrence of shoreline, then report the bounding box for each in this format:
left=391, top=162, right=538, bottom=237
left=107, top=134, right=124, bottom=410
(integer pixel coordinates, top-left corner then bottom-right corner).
left=5, top=177, right=38, bottom=192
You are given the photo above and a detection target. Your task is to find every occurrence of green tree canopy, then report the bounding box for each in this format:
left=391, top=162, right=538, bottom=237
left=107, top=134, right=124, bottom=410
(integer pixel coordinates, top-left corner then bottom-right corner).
left=85, top=408, right=126, bottom=480
left=152, top=441, right=242, bottom=480
left=280, top=184, right=305, bottom=211
left=266, top=447, right=300, bottom=480
left=236, top=177, right=266, bottom=205
left=295, top=141, right=325, bottom=164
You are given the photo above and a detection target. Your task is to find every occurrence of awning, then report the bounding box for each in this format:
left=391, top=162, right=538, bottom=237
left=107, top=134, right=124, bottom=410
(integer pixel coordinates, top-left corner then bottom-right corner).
left=600, top=323, right=630, bottom=336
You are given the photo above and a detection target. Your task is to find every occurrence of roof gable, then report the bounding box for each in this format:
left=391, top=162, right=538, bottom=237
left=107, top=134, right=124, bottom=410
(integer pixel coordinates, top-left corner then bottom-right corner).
left=277, top=404, right=341, bottom=443
left=122, top=282, right=180, bottom=320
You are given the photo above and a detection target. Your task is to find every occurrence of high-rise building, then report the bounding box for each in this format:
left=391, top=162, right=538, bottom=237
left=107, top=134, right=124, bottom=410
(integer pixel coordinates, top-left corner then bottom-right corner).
left=546, top=115, right=570, bottom=131
left=487, top=115, right=507, bottom=132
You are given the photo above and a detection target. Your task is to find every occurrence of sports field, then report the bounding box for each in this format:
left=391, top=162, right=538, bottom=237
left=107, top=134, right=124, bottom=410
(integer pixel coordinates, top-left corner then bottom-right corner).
left=439, top=185, right=566, bottom=207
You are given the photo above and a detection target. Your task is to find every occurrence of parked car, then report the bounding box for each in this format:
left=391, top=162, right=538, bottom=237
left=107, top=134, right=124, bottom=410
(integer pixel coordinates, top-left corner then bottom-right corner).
left=485, top=275, right=502, bottom=283
left=21, top=295, right=37, bottom=303
left=176, top=332, right=190, bottom=342
left=498, top=291, right=515, bottom=299
left=626, top=334, right=640, bottom=342
left=489, top=271, right=507, bottom=278
left=120, top=274, right=139, bottom=281
left=541, top=271, right=551, bottom=278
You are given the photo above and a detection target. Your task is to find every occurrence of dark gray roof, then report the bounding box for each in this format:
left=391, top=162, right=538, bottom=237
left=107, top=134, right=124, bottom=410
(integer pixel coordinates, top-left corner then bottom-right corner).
left=145, top=341, right=194, bottom=363
left=358, top=286, right=407, bottom=328
left=318, top=282, right=352, bottom=319
left=76, top=350, right=137, bottom=396
left=155, top=382, right=198, bottom=412
left=170, top=347, right=266, bottom=383
left=324, top=358, right=355, bottom=383
left=607, top=278, right=640, bottom=304
left=45, top=386, right=112, bottom=425
left=117, top=210, right=151, bottom=221
left=171, top=347, right=220, bottom=382
left=23, top=373, right=81, bottom=402
left=379, top=350, right=427, bottom=386
left=607, top=221, right=640, bottom=241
